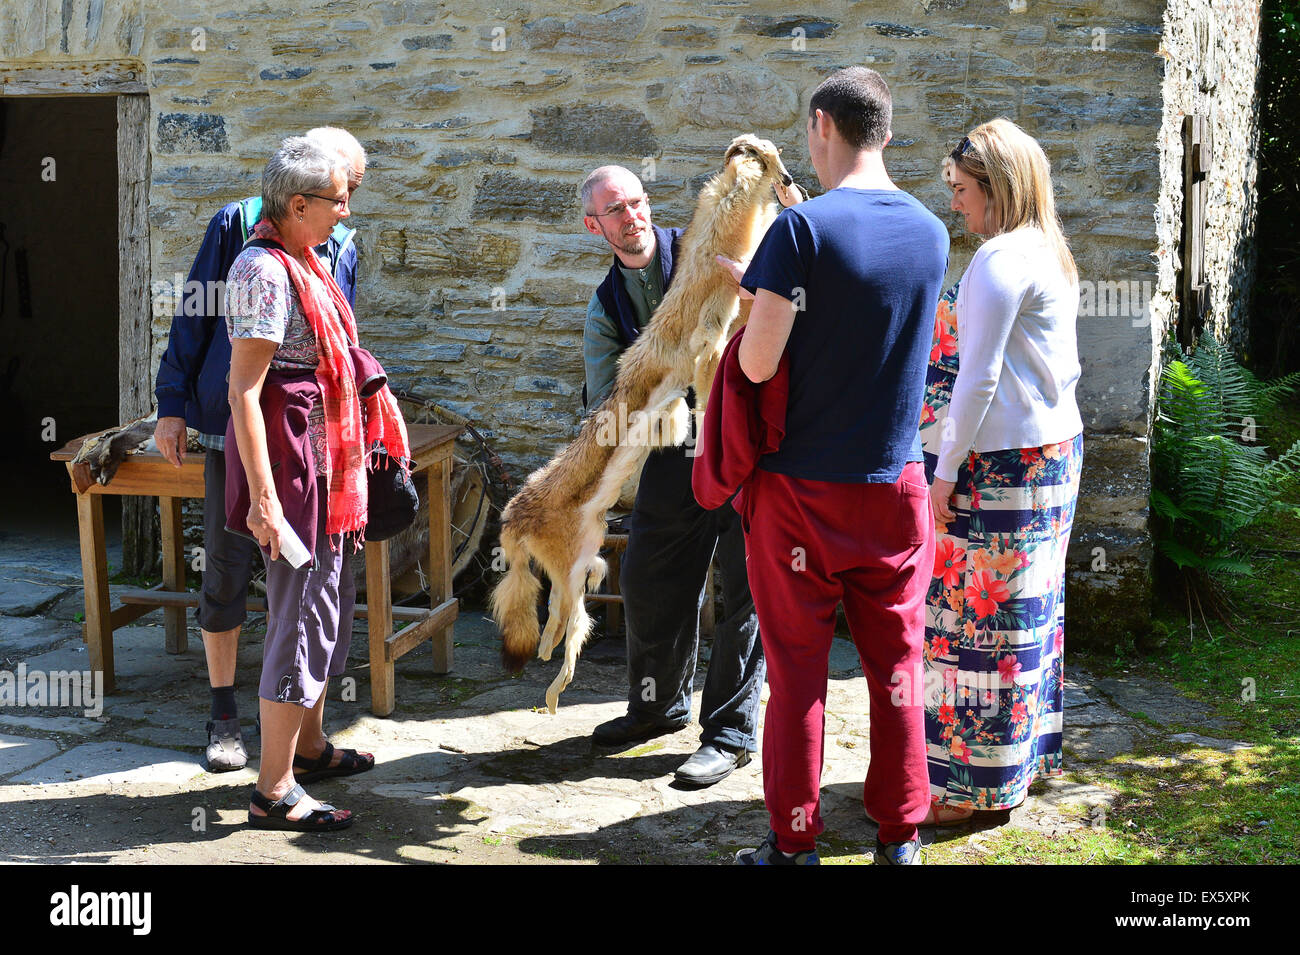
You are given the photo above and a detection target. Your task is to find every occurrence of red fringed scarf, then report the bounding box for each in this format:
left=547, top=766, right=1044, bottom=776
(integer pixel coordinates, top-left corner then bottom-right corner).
left=253, top=220, right=410, bottom=540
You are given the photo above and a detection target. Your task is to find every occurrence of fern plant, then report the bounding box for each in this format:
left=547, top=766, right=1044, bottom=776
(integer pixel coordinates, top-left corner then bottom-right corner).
left=1151, top=332, right=1300, bottom=587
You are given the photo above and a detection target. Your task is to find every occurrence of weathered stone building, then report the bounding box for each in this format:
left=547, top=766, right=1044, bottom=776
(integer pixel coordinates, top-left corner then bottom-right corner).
left=0, top=0, right=1262, bottom=638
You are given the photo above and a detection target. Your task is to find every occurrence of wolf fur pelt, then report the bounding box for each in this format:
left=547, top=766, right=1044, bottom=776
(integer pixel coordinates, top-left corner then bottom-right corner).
left=491, top=134, right=792, bottom=713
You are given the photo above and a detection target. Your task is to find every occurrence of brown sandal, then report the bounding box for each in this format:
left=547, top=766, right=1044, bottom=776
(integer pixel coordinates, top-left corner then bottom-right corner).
left=921, top=801, right=975, bottom=827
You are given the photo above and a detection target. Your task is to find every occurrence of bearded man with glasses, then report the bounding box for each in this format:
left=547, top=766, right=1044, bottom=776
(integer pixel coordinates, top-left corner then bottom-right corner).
left=576, top=163, right=800, bottom=786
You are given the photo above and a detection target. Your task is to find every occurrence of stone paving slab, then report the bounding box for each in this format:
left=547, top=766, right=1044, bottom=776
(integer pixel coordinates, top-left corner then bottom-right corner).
left=0, top=564, right=83, bottom=588
left=0, top=616, right=81, bottom=657
left=1064, top=722, right=1152, bottom=762
left=0, top=577, right=68, bottom=616
left=0, top=591, right=1269, bottom=864
left=0, top=714, right=107, bottom=737
left=23, top=624, right=207, bottom=686
left=0, top=733, right=60, bottom=778
left=44, top=584, right=161, bottom=624
left=1169, top=732, right=1252, bottom=753
left=0, top=530, right=114, bottom=581
left=1063, top=680, right=1096, bottom=708
left=828, top=637, right=864, bottom=674
left=10, top=741, right=202, bottom=786
left=119, top=724, right=217, bottom=753
left=1095, top=675, right=1234, bottom=733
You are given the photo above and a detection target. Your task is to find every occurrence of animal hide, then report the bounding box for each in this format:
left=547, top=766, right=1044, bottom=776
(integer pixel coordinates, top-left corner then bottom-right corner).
left=70, top=412, right=201, bottom=486
left=491, top=134, right=793, bottom=712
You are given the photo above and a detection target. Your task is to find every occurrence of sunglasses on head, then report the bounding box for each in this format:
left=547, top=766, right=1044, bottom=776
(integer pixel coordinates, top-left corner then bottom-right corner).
left=950, top=136, right=975, bottom=161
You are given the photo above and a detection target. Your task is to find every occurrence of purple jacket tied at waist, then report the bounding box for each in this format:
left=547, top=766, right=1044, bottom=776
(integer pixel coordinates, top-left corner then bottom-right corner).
left=224, top=345, right=390, bottom=566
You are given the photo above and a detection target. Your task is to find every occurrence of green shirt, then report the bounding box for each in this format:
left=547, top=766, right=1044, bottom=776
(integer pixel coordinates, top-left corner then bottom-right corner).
left=618, top=258, right=665, bottom=328
left=582, top=245, right=664, bottom=411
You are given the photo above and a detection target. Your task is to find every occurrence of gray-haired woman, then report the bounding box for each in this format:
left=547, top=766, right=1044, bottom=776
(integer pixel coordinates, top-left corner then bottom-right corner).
left=224, top=136, right=401, bottom=831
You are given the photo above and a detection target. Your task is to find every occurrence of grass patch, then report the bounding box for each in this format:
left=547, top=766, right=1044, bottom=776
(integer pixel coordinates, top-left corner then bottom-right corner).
left=817, top=421, right=1300, bottom=866
left=926, top=822, right=1147, bottom=865
left=1099, top=741, right=1299, bottom=863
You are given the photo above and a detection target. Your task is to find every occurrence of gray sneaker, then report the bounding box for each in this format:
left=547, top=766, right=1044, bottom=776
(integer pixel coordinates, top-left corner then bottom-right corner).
left=874, top=836, right=923, bottom=865
left=204, top=718, right=248, bottom=772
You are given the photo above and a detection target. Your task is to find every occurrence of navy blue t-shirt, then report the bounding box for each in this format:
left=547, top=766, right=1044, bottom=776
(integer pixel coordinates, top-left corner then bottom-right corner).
left=741, top=188, right=949, bottom=483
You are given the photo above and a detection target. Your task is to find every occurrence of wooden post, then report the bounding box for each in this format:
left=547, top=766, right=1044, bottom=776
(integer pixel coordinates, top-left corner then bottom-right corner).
left=429, top=457, right=454, bottom=673
left=366, top=540, right=395, bottom=716
left=159, top=496, right=187, bottom=654
left=76, top=492, right=115, bottom=694
left=1178, top=114, right=1212, bottom=349
left=117, top=93, right=156, bottom=576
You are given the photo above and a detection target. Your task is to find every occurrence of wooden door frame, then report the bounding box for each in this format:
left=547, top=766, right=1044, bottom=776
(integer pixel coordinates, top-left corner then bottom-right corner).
left=1, top=61, right=155, bottom=570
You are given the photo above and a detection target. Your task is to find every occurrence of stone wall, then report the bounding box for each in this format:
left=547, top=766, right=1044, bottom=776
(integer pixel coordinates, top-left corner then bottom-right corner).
left=1070, top=0, right=1261, bottom=636
left=2, top=0, right=1261, bottom=636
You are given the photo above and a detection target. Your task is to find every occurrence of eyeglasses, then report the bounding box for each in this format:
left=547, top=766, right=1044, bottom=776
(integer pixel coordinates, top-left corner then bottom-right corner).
left=950, top=137, right=975, bottom=161
left=301, top=192, right=349, bottom=211
left=588, top=195, right=648, bottom=218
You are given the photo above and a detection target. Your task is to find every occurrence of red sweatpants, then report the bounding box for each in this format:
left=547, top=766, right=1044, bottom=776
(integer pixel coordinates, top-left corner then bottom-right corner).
left=742, top=462, right=934, bottom=851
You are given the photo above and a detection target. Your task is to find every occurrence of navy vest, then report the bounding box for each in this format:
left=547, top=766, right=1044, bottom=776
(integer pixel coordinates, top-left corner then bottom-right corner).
left=594, top=224, right=683, bottom=347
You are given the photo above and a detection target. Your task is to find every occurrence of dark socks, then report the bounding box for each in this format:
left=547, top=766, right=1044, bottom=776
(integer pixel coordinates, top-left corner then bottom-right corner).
left=211, top=685, right=238, bottom=722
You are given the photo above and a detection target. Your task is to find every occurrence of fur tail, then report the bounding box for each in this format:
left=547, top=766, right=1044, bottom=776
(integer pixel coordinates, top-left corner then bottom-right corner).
left=490, top=526, right=543, bottom=673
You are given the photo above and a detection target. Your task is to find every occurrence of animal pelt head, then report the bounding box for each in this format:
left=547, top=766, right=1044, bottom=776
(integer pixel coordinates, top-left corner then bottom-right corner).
left=723, top=134, right=793, bottom=187
left=70, top=412, right=200, bottom=486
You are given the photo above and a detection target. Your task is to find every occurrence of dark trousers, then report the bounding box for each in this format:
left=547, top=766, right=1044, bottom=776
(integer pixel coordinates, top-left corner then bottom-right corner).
left=620, top=445, right=765, bottom=752
left=199, top=449, right=260, bottom=634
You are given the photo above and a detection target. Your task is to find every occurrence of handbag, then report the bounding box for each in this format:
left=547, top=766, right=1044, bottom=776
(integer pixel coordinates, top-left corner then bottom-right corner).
left=343, top=343, right=417, bottom=542
left=365, top=448, right=419, bottom=542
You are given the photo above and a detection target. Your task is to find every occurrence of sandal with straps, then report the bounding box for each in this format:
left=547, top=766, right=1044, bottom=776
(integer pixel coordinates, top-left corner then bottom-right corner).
left=293, top=741, right=375, bottom=784
left=921, top=800, right=975, bottom=827
left=248, top=784, right=354, bottom=832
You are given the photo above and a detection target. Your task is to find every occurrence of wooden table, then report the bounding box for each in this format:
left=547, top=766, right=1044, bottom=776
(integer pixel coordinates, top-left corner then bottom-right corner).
left=50, top=422, right=462, bottom=716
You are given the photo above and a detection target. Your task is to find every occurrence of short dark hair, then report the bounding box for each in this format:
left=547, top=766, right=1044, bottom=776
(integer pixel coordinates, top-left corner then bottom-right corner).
left=808, top=67, right=892, bottom=150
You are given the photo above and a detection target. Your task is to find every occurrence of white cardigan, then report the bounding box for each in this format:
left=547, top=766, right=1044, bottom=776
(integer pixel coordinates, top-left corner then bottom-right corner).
left=934, top=227, right=1083, bottom=483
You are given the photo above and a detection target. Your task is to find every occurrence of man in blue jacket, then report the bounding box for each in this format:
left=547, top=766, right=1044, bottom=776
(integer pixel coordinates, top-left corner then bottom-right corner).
left=152, top=127, right=365, bottom=772
left=579, top=164, right=798, bottom=786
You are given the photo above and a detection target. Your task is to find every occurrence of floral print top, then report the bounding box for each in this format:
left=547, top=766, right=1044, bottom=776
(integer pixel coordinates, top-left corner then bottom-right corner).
left=224, top=246, right=333, bottom=475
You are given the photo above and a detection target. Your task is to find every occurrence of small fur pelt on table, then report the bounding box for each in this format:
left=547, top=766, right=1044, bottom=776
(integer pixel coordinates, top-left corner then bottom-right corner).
left=71, top=412, right=201, bottom=486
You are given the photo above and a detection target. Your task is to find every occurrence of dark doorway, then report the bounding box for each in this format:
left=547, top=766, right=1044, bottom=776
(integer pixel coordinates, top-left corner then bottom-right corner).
left=0, top=96, right=122, bottom=565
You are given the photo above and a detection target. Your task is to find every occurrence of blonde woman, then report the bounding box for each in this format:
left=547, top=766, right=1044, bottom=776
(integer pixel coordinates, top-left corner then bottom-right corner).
left=919, top=118, right=1083, bottom=824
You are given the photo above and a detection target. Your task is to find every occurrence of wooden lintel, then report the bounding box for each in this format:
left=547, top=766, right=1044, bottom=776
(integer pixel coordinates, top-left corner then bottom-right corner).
left=0, top=61, right=147, bottom=96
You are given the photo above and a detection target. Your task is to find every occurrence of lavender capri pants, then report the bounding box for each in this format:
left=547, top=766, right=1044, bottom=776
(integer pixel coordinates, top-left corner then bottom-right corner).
left=258, top=482, right=356, bottom=708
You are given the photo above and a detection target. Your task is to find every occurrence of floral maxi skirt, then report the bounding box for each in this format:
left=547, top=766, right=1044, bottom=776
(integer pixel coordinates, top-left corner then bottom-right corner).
left=919, top=288, right=1083, bottom=810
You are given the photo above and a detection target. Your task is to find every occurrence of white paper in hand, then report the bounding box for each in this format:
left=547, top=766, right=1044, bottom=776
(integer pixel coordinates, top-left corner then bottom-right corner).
left=277, top=519, right=312, bottom=569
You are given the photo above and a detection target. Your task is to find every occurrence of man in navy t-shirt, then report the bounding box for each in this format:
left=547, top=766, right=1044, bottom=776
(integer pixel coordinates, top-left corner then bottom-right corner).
left=728, top=67, right=949, bottom=866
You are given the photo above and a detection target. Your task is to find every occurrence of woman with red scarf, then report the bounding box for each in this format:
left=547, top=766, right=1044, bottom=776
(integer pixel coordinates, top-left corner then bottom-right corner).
left=225, top=137, right=408, bottom=831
